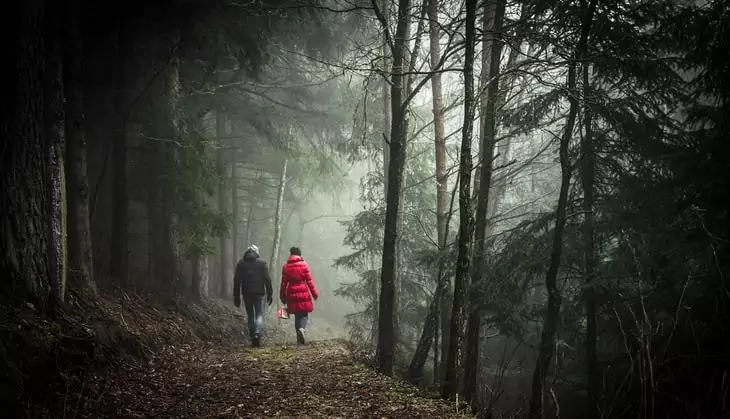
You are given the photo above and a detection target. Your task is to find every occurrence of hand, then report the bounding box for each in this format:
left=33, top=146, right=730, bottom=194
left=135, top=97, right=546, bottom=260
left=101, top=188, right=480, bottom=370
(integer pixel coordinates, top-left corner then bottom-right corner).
left=267, top=295, right=273, bottom=306
left=234, top=296, right=241, bottom=308
left=313, top=294, right=318, bottom=301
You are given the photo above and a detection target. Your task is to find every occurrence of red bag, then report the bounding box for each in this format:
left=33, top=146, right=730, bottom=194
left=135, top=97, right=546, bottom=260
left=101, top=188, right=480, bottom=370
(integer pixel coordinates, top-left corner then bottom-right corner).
left=277, top=305, right=290, bottom=319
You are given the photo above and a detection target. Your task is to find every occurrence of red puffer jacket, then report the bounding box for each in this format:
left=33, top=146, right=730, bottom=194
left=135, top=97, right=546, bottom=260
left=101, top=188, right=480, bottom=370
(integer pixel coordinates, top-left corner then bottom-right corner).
left=280, top=255, right=318, bottom=313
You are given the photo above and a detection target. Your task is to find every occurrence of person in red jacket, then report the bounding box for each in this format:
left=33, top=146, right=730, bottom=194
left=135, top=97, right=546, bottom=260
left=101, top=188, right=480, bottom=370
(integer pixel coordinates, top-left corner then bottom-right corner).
left=280, top=246, right=318, bottom=344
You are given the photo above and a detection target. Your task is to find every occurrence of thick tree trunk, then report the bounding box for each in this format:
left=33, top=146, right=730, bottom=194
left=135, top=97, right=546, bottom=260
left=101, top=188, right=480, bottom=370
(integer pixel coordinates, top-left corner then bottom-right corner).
left=376, top=0, right=411, bottom=377
left=581, top=42, right=599, bottom=419
left=408, top=0, right=450, bottom=383
left=529, top=3, right=596, bottom=417
left=110, top=21, right=130, bottom=284
left=216, top=110, right=232, bottom=298
left=442, top=0, right=478, bottom=399
left=393, top=0, right=426, bottom=366
left=1, top=0, right=66, bottom=311
left=63, top=0, right=95, bottom=294
left=463, top=0, right=506, bottom=406
left=44, top=1, right=67, bottom=308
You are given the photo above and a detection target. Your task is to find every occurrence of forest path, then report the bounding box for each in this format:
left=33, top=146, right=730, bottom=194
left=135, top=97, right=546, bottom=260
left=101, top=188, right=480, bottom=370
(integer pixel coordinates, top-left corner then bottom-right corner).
left=96, top=339, right=470, bottom=419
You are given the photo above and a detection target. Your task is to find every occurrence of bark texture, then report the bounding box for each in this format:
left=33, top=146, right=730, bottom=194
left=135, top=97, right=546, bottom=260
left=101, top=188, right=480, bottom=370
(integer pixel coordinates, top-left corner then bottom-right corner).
left=374, top=0, right=411, bottom=377
left=1, top=0, right=66, bottom=311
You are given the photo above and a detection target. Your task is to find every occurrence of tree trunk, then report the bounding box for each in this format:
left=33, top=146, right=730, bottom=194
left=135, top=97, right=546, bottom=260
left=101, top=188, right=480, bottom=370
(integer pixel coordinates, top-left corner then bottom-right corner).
left=231, top=162, right=239, bottom=261
left=485, top=10, right=526, bottom=227
left=381, top=0, right=392, bottom=195
left=376, top=0, right=411, bottom=377
left=63, top=0, right=95, bottom=294
left=581, top=32, right=599, bottom=419
left=110, top=20, right=130, bottom=284
left=216, top=110, right=232, bottom=298
left=463, top=0, right=506, bottom=406
left=433, top=305, right=440, bottom=383
left=270, top=142, right=289, bottom=274
left=200, top=255, right=209, bottom=298
left=148, top=50, right=180, bottom=288
left=476, top=10, right=527, bottom=408
left=529, top=2, right=596, bottom=417
left=442, top=0, right=478, bottom=399
left=1, top=0, right=66, bottom=311
left=44, top=1, right=67, bottom=308
left=408, top=0, right=450, bottom=383
left=191, top=249, right=203, bottom=301
left=393, top=0, right=426, bottom=366
left=244, top=204, right=253, bottom=247
left=409, top=291, right=439, bottom=384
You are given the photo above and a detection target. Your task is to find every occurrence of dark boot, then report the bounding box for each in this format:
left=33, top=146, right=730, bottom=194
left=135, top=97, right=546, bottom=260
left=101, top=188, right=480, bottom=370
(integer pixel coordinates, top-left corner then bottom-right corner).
left=252, top=334, right=261, bottom=347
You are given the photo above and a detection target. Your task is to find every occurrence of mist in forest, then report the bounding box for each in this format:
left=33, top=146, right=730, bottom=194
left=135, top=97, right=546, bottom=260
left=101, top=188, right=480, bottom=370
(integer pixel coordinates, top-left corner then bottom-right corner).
left=3, top=0, right=729, bottom=418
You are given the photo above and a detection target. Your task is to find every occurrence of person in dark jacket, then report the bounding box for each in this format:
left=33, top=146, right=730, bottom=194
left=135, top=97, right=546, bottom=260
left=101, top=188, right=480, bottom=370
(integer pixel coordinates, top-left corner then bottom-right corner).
left=280, top=246, right=318, bottom=345
left=233, top=244, right=273, bottom=347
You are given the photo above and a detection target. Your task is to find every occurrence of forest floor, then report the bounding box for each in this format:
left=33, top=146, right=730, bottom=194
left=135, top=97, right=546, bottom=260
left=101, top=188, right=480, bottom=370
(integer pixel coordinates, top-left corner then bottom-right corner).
left=1, top=287, right=471, bottom=419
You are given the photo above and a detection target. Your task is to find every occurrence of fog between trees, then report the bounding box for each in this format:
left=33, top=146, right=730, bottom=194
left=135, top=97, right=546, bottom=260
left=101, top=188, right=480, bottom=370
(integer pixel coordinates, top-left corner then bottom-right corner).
left=2, top=0, right=728, bottom=418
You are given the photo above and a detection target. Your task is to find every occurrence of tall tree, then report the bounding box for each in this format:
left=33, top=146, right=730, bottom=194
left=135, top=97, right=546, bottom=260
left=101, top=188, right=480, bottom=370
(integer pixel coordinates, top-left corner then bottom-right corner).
left=109, top=19, right=130, bottom=284
left=44, top=0, right=67, bottom=308
left=462, top=0, right=505, bottom=406
left=442, top=0, right=478, bottom=399
left=63, top=0, right=95, bottom=294
left=216, top=109, right=232, bottom=298
left=231, top=162, right=239, bottom=261
left=580, top=15, right=598, bottom=419
left=408, top=0, right=450, bottom=383
left=373, top=0, right=412, bottom=376
left=270, top=130, right=290, bottom=274
left=529, top=1, right=596, bottom=417
left=148, top=49, right=181, bottom=287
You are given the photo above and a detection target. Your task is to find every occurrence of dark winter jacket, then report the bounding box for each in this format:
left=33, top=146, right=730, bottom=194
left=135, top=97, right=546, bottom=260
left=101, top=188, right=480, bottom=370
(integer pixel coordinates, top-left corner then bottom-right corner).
left=279, top=255, right=318, bottom=313
left=233, top=249, right=273, bottom=299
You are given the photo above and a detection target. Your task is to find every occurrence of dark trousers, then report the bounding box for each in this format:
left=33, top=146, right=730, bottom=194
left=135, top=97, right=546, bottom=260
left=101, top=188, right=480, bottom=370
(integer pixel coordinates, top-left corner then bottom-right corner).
left=294, top=312, right=308, bottom=331
left=243, top=294, right=265, bottom=336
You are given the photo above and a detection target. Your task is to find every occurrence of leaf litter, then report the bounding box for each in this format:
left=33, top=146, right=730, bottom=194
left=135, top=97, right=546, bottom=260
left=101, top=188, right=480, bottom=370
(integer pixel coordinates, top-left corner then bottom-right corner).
left=24, top=289, right=474, bottom=418
left=82, top=340, right=471, bottom=418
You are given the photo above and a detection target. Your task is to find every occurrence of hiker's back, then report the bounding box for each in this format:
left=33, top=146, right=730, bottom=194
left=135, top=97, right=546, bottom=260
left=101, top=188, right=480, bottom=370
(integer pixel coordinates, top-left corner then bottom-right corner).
left=236, top=250, right=268, bottom=296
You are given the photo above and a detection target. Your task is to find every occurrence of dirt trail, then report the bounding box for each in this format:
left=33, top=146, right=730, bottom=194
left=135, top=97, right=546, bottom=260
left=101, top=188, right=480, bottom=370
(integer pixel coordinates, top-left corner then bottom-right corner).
left=4, top=291, right=469, bottom=418
left=90, top=339, right=469, bottom=419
